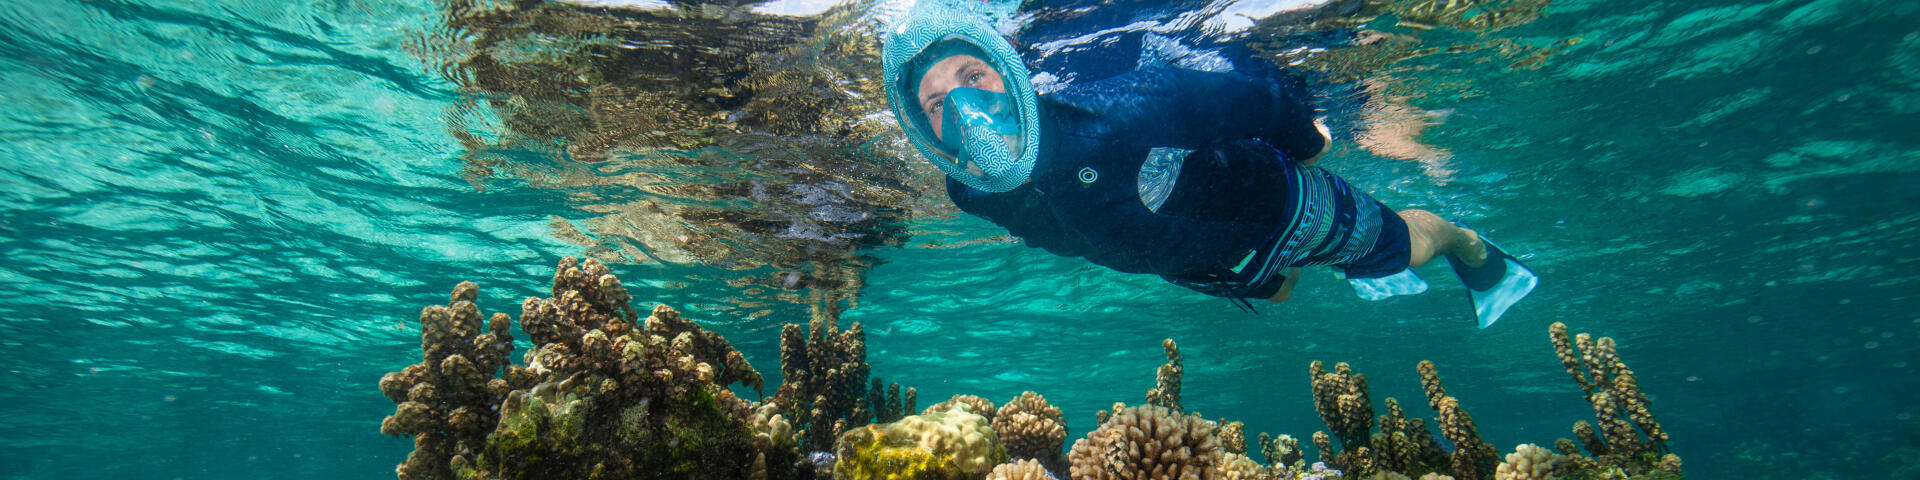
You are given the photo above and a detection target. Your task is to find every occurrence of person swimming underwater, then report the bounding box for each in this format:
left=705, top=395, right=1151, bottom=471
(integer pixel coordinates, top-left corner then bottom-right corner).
left=879, top=2, right=1537, bottom=327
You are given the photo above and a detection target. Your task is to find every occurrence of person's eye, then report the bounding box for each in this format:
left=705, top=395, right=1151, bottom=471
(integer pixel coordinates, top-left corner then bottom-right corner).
left=966, top=72, right=984, bottom=85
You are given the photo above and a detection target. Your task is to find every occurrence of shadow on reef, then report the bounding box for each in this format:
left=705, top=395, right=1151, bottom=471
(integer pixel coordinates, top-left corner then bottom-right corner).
left=380, top=257, right=1687, bottom=480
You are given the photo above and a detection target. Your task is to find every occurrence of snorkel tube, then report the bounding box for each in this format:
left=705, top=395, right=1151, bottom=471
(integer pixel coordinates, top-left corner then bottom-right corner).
left=881, top=1, right=1040, bottom=193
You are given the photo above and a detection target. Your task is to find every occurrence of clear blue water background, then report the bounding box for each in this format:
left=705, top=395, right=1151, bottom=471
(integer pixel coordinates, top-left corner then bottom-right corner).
left=3, top=0, right=1917, bottom=479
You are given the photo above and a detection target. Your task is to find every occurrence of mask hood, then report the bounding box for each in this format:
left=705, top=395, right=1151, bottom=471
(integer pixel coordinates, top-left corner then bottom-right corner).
left=881, top=1, right=1039, bottom=193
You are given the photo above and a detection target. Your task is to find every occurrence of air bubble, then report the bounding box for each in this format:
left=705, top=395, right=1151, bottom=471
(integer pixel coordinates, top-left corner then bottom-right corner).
left=1806, top=45, right=1823, bottom=55
left=1865, top=341, right=1880, bottom=349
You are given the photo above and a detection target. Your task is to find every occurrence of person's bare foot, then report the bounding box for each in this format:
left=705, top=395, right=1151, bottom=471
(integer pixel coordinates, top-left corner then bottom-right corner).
left=1457, top=227, right=1488, bottom=268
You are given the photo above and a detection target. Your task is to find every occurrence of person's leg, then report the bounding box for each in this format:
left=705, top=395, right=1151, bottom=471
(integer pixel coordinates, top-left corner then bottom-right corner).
left=1397, top=209, right=1486, bottom=268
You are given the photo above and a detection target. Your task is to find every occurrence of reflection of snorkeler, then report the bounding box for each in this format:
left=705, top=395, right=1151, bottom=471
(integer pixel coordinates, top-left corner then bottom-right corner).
left=880, top=4, right=1537, bottom=326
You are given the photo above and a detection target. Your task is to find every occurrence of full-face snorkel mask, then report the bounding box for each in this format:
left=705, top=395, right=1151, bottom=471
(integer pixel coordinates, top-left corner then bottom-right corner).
left=882, top=2, right=1040, bottom=193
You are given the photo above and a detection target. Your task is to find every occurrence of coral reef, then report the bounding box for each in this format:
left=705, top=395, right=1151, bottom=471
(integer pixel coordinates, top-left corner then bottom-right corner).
left=1146, top=338, right=1184, bottom=412
left=379, top=281, right=520, bottom=480
left=380, top=261, right=1688, bottom=480
left=1310, top=361, right=1374, bottom=451
left=1544, top=323, right=1685, bottom=480
left=832, top=408, right=1007, bottom=480
left=1493, top=444, right=1555, bottom=480
left=1260, top=432, right=1307, bottom=475
left=926, top=394, right=997, bottom=421
left=992, top=391, right=1067, bottom=467
left=1417, top=361, right=1498, bottom=480
left=986, top=459, right=1053, bottom=480
left=772, top=306, right=915, bottom=453
left=378, top=258, right=786, bottom=479
left=1548, top=322, right=1669, bottom=463
left=1067, top=404, right=1219, bottom=480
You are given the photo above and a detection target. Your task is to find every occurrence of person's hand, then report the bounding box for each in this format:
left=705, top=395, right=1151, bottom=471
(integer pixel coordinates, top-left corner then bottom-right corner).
left=1303, top=117, right=1332, bottom=166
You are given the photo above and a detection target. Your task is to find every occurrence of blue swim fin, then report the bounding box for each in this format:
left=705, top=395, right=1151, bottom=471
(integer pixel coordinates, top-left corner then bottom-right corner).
left=1446, top=229, right=1537, bottom=328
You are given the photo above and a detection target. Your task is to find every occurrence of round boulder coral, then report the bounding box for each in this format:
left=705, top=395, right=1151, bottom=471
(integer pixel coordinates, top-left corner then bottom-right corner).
left=833, top=408, right=1007, bottom=480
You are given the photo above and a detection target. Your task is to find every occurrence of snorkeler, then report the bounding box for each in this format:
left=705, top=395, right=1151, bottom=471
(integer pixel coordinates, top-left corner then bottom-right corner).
left=879, top=3, right=1537, bottom=327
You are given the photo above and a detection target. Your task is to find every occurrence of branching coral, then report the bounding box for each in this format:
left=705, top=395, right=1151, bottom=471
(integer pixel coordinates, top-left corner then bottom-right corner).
left=1145, top=338, right=1184, bottom=412
left=1549, top=322, right=1669, bottom=458
left=379, top=281, right=519, bottom=480
left=871, top=377, right=917, bottom=424
left=380, top=257, right=792, bottom=480
left=1259, top=432, right=1306, bottom=475
left=1311, top=361, right=1375, bottom=451
left=1418, top=360, right=1498, bottom=480
left=1548, top=322, right=1679, bottom=477
left=771, top=307, right=914, bottom=453
left=1067, top=404, right=1219, bottom=480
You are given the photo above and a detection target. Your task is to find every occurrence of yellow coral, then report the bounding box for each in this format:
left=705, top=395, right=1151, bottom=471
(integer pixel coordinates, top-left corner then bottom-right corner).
left=833, top=408, right=1007, bottom=480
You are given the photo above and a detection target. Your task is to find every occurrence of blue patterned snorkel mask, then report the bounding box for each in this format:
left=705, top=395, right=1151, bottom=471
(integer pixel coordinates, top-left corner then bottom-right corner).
left=882, top=1, right=1040, bottom=193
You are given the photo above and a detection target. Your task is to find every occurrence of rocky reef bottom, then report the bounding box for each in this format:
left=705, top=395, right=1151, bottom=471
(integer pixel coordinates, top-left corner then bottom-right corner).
left=378, top=258, right=1685, bottom=480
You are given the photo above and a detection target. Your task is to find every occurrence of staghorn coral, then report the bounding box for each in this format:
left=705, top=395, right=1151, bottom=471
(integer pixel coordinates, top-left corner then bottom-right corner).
left=380, top=257, right=793, bottom=480
left=772, top=305, right=914, bottom=453
left=926, top=394, right=998, bottom=421
left=985, top=459, right=1053, bottom=480
left=379, top=281, right=519, bottom=480
left=1067, top=404, right=1219, bottom=480
left=1493, top=444, right=1556, bottom=480
left=832, top=408, right=1007, bottom=480
left=1311, top=361, right=1375, bottom=450
left=1549, top=323, right=1669, bottom=459
left=1418, top=361, right=1497, bottom=480
left=1146, top=338, right=1185, bottom=411
left=993, top=391, right=1067, bottom=466
left=1548, top=323, right=1679, bottom=478
left=872, top=377, right=917, bottom=424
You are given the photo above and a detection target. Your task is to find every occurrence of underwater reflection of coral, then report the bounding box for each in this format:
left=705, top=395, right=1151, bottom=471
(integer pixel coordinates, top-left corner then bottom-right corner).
left=410, top=0, right=920, bottom=312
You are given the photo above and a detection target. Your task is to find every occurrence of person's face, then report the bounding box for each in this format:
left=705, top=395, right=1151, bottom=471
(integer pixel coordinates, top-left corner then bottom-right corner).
left=916, top=54, right=1006, bottom=142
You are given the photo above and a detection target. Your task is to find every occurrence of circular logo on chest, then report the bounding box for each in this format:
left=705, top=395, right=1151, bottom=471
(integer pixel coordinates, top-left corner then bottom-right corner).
left=1078, top=167, right=1098, bottom=184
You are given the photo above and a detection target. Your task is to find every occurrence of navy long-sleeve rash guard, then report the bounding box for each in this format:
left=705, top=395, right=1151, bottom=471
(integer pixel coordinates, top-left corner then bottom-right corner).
left=946, top=68, right=1327, bottom=294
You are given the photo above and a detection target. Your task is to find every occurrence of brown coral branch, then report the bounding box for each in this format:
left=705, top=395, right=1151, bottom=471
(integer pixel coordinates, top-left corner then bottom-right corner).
left=1145, top=338, right=1184, bottom=412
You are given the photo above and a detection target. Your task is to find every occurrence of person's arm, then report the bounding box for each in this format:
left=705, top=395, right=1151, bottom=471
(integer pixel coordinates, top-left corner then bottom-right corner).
left=1266, top=268, right=1304, bottom=302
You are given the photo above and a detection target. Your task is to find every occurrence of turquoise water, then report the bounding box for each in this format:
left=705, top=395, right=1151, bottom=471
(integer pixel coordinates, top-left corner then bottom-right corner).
left=3, top=0, right=1917, bottom=478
